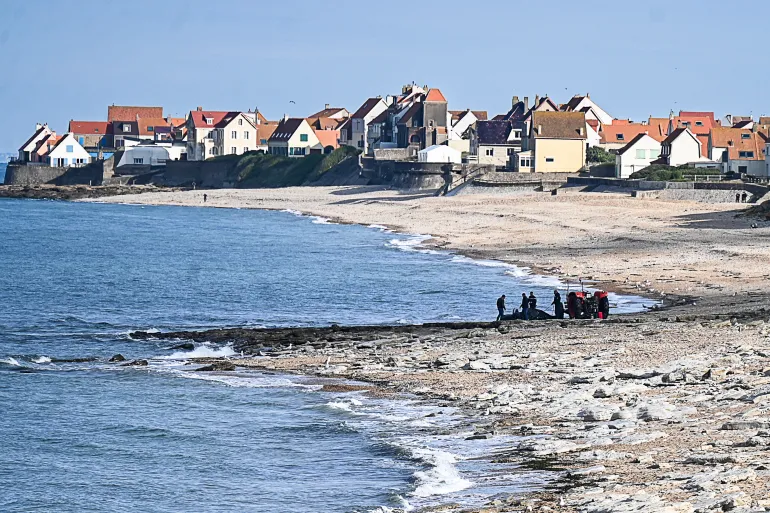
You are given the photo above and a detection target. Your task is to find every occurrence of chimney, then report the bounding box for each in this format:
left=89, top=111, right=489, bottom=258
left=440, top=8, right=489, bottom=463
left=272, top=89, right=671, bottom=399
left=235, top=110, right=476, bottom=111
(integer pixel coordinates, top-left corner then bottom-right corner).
left=752, top=123, right=759, bottom=133
left=196, top=106, right=203, bottom=111
left=535, top=95, right=541, bottom=107
left=537, top=124, right=542, bottom=135
left=325, top=103, right=330, bottom=110
left=512, top=95, right=519, bottom=107
left=586, top=92, right=590, bottom=99
left=579, top=126, right=585, bottom=136
left=283, top=113, right=289, bottom=121
left=523, top=96, right=529, bottom=110
left=35, top=123, right=43, bottom=131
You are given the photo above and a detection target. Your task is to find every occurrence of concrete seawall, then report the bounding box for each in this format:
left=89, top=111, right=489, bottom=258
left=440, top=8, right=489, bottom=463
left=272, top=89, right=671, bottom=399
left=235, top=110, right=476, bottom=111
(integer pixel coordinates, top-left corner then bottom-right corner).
left=4, top=163, right=108, bottom=186
left=567, top=176, right=768, bottom=203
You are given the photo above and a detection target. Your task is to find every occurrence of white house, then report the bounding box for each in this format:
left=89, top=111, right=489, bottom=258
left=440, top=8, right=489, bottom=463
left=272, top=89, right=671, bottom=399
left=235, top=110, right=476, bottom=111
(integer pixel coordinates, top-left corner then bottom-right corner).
left=342, top=97, right=388, bottom=154
left=656, top=128, right=704, bottom=167
left=585, top=122, right=601, bottom=148
left=560, top=94, right=614, bottom=125
left=709, top=127, right=767, bottom=176
left=118, top=142, right=187, bottom=168
left=186, top=109, right=258, bottom=160
left=44, top=133, right=91, bottom=167
left=418, top=144, right=461, bottom=164
left=268, top=118, right=322, bottom=157
left=615, top=134, right=662, bottom=178
left=18, top=123, right=54, bottom=162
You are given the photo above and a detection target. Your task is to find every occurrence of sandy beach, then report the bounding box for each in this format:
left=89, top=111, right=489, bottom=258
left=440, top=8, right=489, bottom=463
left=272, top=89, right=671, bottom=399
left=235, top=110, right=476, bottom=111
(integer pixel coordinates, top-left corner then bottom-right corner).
left=88, top=186, right=770, bottom=299
left=95, top=187, right=770, bottom=511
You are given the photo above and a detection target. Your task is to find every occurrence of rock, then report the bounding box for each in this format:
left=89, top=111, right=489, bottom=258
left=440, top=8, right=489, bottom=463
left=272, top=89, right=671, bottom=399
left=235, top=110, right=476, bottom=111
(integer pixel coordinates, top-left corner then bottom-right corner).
left=109, top=354, right=126, bottom=362
left=702, top=368, right=728, bottom=381
left=517, top=439, right=590, bottom=456
left=168, top=343, right=195, bottom=351
left=567, top=465, right=606, bottom=478
left=610, top=409, right=633, bottom=421
left=580, top=407, right=614, bottom=422
left=721, top=420, right=770, bottom=430
left=685, top=453, right=740, bottom=465
left=195, top=361, right=236, bottom=372
left=463, top=360, right=490, bottom=371
left=593, top=387, right=614, bottom=398
left=121, top=359, right=148, bottom=367
left=465, top=433, right=494, bottom=440
left=617, top=369, right=660, bottom=379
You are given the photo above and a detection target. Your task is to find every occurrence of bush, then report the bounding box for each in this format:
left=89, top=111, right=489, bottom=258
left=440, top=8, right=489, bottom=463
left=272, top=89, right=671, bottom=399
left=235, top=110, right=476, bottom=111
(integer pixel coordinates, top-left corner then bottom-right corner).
left=630, top=164, right=722, bottom=181
left=587, top=146, right=615, bottom=164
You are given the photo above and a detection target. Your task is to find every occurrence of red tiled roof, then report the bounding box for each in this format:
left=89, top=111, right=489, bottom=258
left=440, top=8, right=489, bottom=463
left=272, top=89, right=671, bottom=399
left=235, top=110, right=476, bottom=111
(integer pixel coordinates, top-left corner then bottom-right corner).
left=425, top=88, right=447, bottom=102
left=600, top=123, right=665, bottom=144
left=137, top=118, right=171, bottom=136
left=314, top=129, right=339, bottom=149
left=166, top=117, right=186, bottom=128
left=710, top=127, right=766, bottom=161
left=679, top=111, right=717, bottom=126
left=189, top=111, right=247, bottom=129
left=108, top=105, right=163, bottom=122
left=256, top=124, right=277, bottom=144
left=69, top=121, right=112, bottom=135
left=617, top=133, right=659, bottom=155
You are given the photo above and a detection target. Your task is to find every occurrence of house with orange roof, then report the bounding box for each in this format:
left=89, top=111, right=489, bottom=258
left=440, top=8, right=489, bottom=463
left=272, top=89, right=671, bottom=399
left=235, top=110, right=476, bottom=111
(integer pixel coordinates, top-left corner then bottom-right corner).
left=615, top=133, right=663, bottom=178
left=396, top=88, right=449, bottom=151
left=185, top=108, right=258, bottom=160
left=32, top=133, right=61, bottom=163
left=308, top=105, right=349, bottom=120
left=599, top=122, right=666, bottom=151
left=68, top=121, right=113, bottom=155
left=268, top=118, right=322, bottom=157
left=313, top=128, right=340, bottom=153
left=709, top=127, right=767, bottom=175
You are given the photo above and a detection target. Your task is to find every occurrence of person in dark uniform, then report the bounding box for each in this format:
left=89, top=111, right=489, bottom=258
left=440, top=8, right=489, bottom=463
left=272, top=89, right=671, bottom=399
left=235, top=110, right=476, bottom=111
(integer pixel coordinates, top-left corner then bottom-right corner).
left=520, top=293, right=530, bottom=320
left=552, top=290, right=564, bottom=319
left=528, top=292, right=537, bottom=317
left=203, top=193, right=208, bottom=203
left=496, top=295, right=506, bottom=321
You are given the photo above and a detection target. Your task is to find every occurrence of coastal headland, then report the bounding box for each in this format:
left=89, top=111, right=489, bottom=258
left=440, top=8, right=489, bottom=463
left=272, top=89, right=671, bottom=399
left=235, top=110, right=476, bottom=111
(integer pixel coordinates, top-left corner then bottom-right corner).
left=101, top=187, right=770, bottom=511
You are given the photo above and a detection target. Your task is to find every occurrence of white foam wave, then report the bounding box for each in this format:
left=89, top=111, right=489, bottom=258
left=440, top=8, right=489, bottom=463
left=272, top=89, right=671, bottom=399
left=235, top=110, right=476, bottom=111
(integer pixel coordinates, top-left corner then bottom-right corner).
left=177, top=371, right=322, bottom=390
left=157, top=344, right=236, bottom=360
left=310, top=216, right=335, bottom=225
left=368, top=224, right=391, bottom=232
left=281, top=209, right=304, bottom=216
left=33, top=356, right=52, bottom=364
left=325, top=398, right=364, bottom=412
left=1, top=357, right=21, bottom=366
left=410, top=447, right=473, bottom=498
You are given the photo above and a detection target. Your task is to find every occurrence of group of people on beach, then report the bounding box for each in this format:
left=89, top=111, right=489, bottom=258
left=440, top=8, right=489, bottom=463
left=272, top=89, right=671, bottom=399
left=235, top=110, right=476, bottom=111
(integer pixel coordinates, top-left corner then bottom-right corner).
left=496, top=290, right=565, bottom=321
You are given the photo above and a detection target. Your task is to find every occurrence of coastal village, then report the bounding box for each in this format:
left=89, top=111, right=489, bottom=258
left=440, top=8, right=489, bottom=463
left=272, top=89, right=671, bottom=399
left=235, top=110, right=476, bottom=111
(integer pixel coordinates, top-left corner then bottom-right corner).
left=8, top=84, right=770, bottom=188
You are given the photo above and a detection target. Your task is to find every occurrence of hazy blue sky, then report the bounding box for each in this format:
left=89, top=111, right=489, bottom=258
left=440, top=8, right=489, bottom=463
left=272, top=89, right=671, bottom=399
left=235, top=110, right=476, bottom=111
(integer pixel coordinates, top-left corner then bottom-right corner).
left=0, top=0, right=768, bottom=152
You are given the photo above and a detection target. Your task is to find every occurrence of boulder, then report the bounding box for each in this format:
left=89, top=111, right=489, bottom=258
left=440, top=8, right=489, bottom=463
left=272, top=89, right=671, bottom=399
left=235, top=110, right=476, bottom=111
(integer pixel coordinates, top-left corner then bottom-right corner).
left=168, top=343, right=195, bottom=351
left=109, top=354, right=126, bottom=363
left=121, top=359, right=148, bottom=367
left=195, top=361, right=236, bottom=372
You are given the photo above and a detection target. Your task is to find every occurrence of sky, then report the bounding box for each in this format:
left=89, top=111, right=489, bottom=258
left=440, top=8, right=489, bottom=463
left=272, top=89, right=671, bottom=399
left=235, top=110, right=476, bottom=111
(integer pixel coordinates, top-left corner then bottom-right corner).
left=0, top=0, right=768, bottom=152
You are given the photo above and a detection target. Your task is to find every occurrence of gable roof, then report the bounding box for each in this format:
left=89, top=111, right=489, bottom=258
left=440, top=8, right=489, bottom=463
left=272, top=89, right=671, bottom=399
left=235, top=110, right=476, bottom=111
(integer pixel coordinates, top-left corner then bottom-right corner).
left=397, top=102, right=422, bottom=125
left=307, top=107, right=347, bottom=119
left=314, top=129, right=339, bottom=148
left=450, top=109, right=488, bottom=123
left=269, top=118, right=306, bottom=141
left=561, top=95, right=586, bottom=112
left=663, top=127, right=697, bottom=146
left=137, top=118, right=171, bottom=136
left=69, top=121, right=112, bottom=135
left=47, top=133, right=76, bottom=154
left=476, top=120, right=513, bottom=145
left=307, top=117, right=344, bottom=130
left=351, top=98, right=385, bottom=119
left=108, top=105, right=163, bottom=122
left=600, top=122, right=666, bottom=144
left=35, top=133, right=60, bottom=156
left=531, top=111, right=586, bottom=139
left=617, top=133, right=660, bottom=155
left=425, top=88, right=447, bottom=102
left=369, top=110, right=388, bottom=124
left=18, top=125, right=50, bottom=151
left=710, top=127, right=766, bottom=161
left=256, top=123, right=277, bottom=143
left=189, top=111, right=251, bottom=129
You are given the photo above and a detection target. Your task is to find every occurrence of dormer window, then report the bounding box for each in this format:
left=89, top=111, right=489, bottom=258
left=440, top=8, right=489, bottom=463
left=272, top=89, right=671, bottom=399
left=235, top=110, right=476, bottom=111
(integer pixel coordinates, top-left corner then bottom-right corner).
left=695, top=121, right=703, bottom=126
left=206, top=118, right=213, bottom=125
left=682, top=121, right=690, bottom=126
left=741, top=133, right=750, bottom=139
left=739, top=151, right=754, bottom=158
left=147, top=126, right=154, bottom=132
left=123, top=124, right=131, bottom=133
left=616, top=134, right=624, bottom=141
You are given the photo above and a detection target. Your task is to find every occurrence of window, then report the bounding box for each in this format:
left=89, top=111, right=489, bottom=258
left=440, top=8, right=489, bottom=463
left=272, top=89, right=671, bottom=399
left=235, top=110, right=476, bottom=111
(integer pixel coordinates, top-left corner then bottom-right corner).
left=485, top=148, right=494, bottom=156
left=649, top=150, right=660, bottom=159
left=738, top=165, right=748, bottom=173
left=290, top=147, right=306, bottom=156
left=133, top=158, right=144, bottom=164
left=300, top=133, right=308, bottom=142
left=260, top=139, right=267, bottom=144
left=238, top=118, right=243, bottom=126
left=616, top=134, right=624, bottom=141
left=739, top=151, right=754, bottom=158
left=545, top=157, right=555, bottom=163
left=66, top=145, right=73, bottom=153
left=741, top=133, right=751, bottom=139
left=231, top=131, right=237, bottom=139
left=78, top=137, right=85, bottom=145
left=206, top=118, right=213, bottom=125
left=231, top=147, right=237, bottom=154
left=357, top=140, right=364, bottom=148
left=695, top=121, right=703, bottom=126
left=519, top=156, right=532, bottom=168
left=244, top=131, right=249, bottom=139
left=507, top=148, right=515, bottom=155
left=511, top=130, right=522, bottom=140
left=147, top=126, right=154, bottom=132
left=244, top=147, right=249, bottom=153
left=636, top=149, right=646, bottom=159
left=123, top=124, right=131, bottom=133
left=428, top=120, right=434, bottom=128
left=682, top=121, right=690, bottom=127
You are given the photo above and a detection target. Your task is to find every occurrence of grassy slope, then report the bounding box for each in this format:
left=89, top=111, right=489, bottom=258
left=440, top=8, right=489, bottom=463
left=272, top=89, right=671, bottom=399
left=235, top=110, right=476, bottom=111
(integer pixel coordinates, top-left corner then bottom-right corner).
left=208, top=146, right=360, bottom=188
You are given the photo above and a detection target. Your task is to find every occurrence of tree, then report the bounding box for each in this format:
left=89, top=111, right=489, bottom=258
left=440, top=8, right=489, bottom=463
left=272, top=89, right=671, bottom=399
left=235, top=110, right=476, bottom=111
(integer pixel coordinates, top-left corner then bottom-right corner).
left=586, top=146, right=615, bottom=164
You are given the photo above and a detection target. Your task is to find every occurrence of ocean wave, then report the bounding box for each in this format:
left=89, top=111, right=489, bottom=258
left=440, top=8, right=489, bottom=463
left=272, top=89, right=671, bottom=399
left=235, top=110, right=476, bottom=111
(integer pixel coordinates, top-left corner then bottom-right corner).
left=156, top=344, right=236, bottom=360
left=410, top=447, right=473, bottom=498
left=32, top=356, right=52, bottom=364
left=0, top=357, right=21, bottom=367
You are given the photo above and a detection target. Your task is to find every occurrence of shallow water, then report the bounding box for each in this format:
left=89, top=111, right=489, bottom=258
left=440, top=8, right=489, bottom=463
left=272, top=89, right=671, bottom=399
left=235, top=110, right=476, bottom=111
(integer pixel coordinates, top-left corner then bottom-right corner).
left=0, top=199, right=653, bottom=512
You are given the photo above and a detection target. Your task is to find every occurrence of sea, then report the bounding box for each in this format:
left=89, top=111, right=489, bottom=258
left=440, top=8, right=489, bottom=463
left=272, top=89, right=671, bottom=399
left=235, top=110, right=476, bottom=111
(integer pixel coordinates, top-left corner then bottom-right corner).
left=0, top=196, right=655, bottom=512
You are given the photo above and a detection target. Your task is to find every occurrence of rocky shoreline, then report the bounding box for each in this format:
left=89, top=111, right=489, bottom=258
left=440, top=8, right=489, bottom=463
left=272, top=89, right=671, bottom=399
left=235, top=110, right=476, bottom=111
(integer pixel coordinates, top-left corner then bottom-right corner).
left=0, top=184, right=180, bottom=201
left=130, top=293, right=770, bottom=512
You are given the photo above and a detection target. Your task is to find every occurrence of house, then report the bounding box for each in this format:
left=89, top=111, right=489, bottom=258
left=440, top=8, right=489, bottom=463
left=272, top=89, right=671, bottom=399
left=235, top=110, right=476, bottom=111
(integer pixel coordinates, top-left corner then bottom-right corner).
left=396, top=88, right=449, bottom=151
left=709, top=127, right=767, bottom=175
left=185, top=109, right=258, bottom=160
left=341, top=97, right=388, bottom=153
left=418, top=144, right=461, bottom=164
left=669, top=111, right=718, bottom=157
left=68, top=121, right=113, bottom=155
left=268, top=118, right=322, bottom=157
left=32, top=133, right=61, bottom=163
left=108, top=105, right=163, bottom=122
left=522, top=111, right=587, bottom=173
left=117, top=141, right=187, bottom=168
left=471, top=120, right=524, bottom=167
left=255, top=123, right=278, bottom=153
left=560, top=94, right=614, bottom=125
left=43, top=133, right=91, bottom=167
left=448, top=109, right=487, bottom=153
left=599, top=122, right=666, bottom=151
left=308, top=105, right=349, bottom=120
left=653, top=128, right=704, bottom=167
left=17, top=123, right=54, bottom=162
left=615, top=134, right=662, bottom=178
left=313, top=128, right=340, bottom=153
